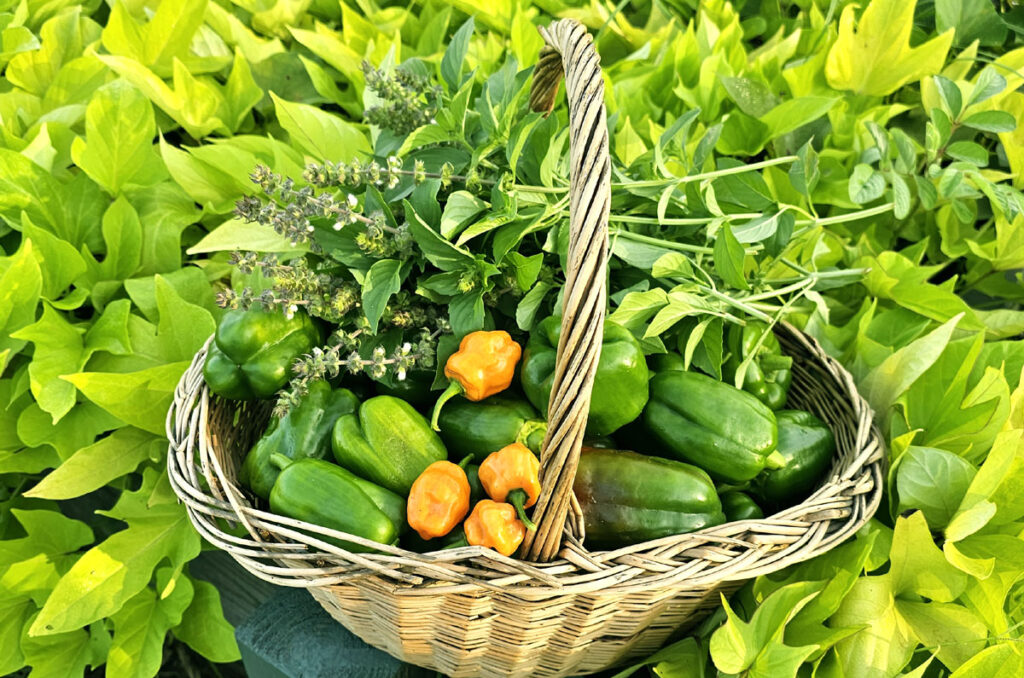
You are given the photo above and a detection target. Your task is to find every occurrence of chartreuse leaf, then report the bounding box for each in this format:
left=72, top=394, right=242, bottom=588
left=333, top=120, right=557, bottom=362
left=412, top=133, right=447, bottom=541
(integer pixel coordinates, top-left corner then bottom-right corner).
left=172, top=579, right=241, bottom=662
left=1, top=509, right=94, bottom=565
left=0, top=244, right=46, bottom=356
left=25, top=428, right=159, bottom=500
left=860, top=314, right=962, bottom=417
left=889, top=511, right=967, bottom=602
left=70, top=80, right=162, bottom=195
left=894, top=446, right=975, bottom=528
left=0, top=149, right=65, bottom=234
left=107, top=569, right=194, bottom=678
left=271, top=93, right=370, bottom=162
left=20, top=214, right=86, bottom=300
left=950, top=643, right=1024, bottom=677
left=831, top=575, right=916, bottom=678
left=895, top=600, right=986, bottom=671
left=710, top=582, right=821, bottom=675
left=29, top=471, right=200, bottom=636
left=9, top=304, right=85, bottom=423
left=825, top=0, right=954, bottom=96
left=62, top=362, right=189, bottom=435
left=154, top=275, right=216, bottom=362
left=20, top=622, right=94, bottom=678
left=6, top=9, right=101, bottom=95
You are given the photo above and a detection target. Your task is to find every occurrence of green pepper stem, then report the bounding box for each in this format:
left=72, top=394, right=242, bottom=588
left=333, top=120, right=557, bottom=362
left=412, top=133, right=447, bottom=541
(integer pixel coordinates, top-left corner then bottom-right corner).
left=765, top=450, right=787, bottom=470
left=506, top=489, right=537, bottom=531
left=457, top=454, right=474, bottom=469
left=430, top=380, right=465, bottom=431
left=269, top=453, right=293, bottom=471
left=517, top=419, right=548, bottom=454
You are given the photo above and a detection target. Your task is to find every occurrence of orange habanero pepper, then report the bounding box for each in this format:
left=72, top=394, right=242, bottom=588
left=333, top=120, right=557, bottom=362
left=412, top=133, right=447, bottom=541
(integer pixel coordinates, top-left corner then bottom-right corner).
left=430, top=331, right=522, bottom=430
left=464, top=500, right=526, bottom=557
left=407, top=461, right=471, bottom=540
left=478, top=443, right=541, bottom=530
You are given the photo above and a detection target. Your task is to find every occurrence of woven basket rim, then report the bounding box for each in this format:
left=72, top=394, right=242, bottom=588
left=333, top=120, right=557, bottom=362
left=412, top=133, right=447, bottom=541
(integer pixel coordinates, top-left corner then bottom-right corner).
left=166, top=320, right=885, bottom=597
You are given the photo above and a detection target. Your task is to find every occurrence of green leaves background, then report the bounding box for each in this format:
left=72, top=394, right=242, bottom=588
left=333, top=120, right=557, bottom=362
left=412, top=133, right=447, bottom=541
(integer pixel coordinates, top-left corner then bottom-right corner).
left=1, top=0, right=1024, bottom=677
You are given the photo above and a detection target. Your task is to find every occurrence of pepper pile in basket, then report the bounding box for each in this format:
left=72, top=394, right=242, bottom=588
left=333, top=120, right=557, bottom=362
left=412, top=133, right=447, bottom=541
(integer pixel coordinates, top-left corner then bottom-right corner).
left=205, top=311, right=836, bottom=556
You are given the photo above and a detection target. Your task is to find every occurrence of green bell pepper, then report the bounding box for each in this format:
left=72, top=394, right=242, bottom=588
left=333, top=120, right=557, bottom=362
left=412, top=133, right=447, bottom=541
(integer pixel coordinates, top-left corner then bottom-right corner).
left=646, top=352, right=685, bottom=374
left=521, top=317, right=649, bottom=436
left=203, top=309, right=321, bottom=400
left=574, top=447, right=725, bottom=549
left=436, top=396, right=547, bottom=462
left=720, top=491, right=764, bottom=521
left=239, top=381, right=358, bottom=498
left=268, top=454, right=399, bottom=552
left=753, top=410, right=835, bottom=510
left=643, top=371, right=784, bottom=483
left=721, top=322, right=793, bottom=410
left=332, top=395, right=448, bottom=494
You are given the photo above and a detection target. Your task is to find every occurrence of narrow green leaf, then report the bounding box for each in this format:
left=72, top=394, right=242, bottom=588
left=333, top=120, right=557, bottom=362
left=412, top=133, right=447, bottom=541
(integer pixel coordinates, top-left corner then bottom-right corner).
left=713, top=223, right=749, bottom=290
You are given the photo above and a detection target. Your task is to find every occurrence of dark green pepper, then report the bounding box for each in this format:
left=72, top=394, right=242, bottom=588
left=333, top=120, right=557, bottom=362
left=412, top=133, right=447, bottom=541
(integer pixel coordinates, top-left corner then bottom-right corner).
left=332, top=395, right=448, bottom=495
left=436, top=396, right=547, bottom=462
left=646, top=352, right=685, bottom=374
left=239, top=382, right=358, bottom=499
left=720, top=491, right=764, bottom=521
left=204, top=309, right=320, bottom=400
left=268, top=454, right=399, bottom=552
left=644, top=371, right=784, bottom=483
left=753, top=410, right=835, bottom=510
left=521, top=317, right=648, bottom=436
left=721, top=322, right=793, bottom=410
left=574, top=448, right=725, bottom=549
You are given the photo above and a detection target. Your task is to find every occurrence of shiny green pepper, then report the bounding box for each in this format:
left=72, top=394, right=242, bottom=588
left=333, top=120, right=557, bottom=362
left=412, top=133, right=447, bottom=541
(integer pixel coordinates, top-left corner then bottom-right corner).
left=721, top=322, right=793, bottom=410
left=332, top=395, right=448, bottom=494
left=643, top=371, right=784, bottom=483
left=574, top=448, right=725, bottom=549
left=646, top=352, right=685, bottom=374
left=203, top=309, right=321, bottom=400
left=436, top=396, right=547, bottom=463
left=521, top=317, right=649, bottom=436
left=268, top=454, right=400, bottom=552
left=753, top=410, right=835, bottom=510
left=239, top=382, right=358, bottom=499
left=720, top=491, right=764, bottom=521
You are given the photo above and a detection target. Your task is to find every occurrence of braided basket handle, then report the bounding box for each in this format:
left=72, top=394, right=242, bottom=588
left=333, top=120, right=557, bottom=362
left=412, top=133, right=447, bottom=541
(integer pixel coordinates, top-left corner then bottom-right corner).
left=519, top=20, right=610, bottom=562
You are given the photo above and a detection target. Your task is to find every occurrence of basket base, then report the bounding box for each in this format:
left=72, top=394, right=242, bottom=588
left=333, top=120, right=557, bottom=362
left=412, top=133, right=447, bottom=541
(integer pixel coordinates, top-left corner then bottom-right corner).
left=307, top=577, right=743, bottom=678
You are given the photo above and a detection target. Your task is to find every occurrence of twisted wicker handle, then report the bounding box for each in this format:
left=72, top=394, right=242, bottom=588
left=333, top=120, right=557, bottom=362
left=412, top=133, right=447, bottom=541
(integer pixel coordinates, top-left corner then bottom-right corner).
left=519, top=20, right=610, bottom=562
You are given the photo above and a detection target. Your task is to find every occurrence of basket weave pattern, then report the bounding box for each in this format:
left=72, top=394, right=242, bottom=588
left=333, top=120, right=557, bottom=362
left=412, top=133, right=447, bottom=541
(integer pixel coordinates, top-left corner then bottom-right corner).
left=167, top=19, right=884, bottom=678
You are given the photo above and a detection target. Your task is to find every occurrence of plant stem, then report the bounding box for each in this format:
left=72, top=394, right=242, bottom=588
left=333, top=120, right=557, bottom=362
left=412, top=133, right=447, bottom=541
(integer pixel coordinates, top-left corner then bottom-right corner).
left=610, top=228, right=762, bottom=255
left=616, top=156, right=799, bottom=188
left=606, top=213, right=762, bottom=226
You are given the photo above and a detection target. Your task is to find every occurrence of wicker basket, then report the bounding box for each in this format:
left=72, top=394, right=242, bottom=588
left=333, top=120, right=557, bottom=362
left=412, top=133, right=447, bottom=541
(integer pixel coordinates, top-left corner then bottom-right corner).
left=167, top=19, right=884, bottom=678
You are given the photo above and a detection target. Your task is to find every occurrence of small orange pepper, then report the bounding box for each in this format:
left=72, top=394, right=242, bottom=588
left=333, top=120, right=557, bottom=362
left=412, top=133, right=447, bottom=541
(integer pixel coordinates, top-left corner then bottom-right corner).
left=430, top=331, right=522, bottom=430
left=464, top=500, right=526, bottom=556
left=406, top=461, right=471, bottom=540
left=478, top=443, right=541, bottom=530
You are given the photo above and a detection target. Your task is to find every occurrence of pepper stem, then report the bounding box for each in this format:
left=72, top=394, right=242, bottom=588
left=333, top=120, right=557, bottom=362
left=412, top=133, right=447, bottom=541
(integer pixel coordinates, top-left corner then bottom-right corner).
left=457, top=454, right=474, bottom=469
left=430, top=380, right=465, bottom=431
left=269, top=453, right=294, bottom=471
left=506, top=488, right=537, bottom=531
left=765, top=450, right=787, bottom=470
left=517, top=419, right=548, bottom=454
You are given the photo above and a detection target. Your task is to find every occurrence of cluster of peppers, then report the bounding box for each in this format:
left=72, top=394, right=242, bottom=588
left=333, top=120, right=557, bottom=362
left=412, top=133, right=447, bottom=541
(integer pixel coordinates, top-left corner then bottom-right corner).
left=205, top=308, right=835, bottom=555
